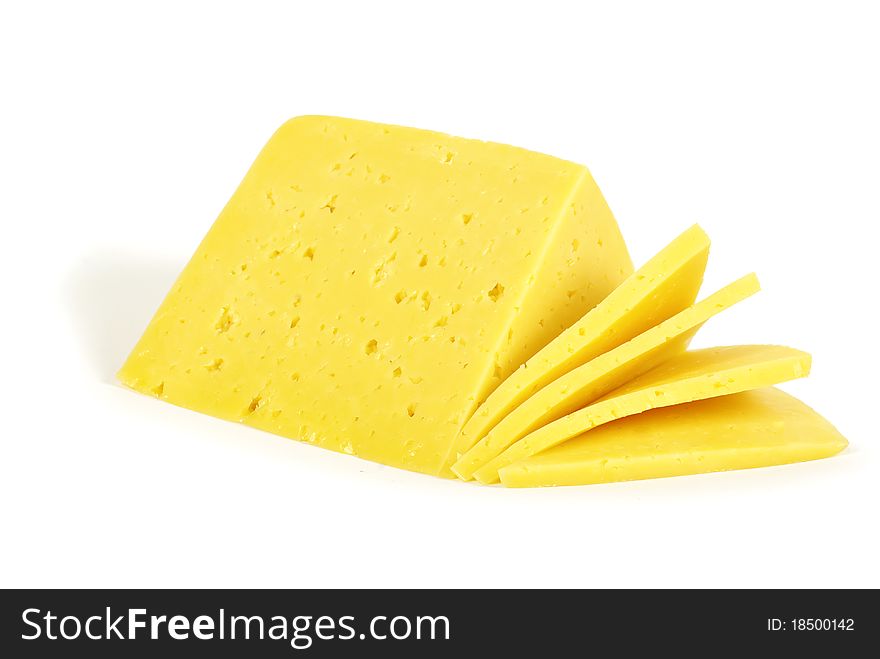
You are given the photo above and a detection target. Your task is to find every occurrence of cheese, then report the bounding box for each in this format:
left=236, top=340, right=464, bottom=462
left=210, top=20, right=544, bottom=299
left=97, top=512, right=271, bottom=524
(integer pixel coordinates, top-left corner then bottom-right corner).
left=498, top=388, right=846, bottom=487
left=451, top=224, right=710, bottom=462
left=474, top=345, right=811, bottom=483
left=452, top=273, right=759, bottom=480
left=118, top=116, right=632, bottom=477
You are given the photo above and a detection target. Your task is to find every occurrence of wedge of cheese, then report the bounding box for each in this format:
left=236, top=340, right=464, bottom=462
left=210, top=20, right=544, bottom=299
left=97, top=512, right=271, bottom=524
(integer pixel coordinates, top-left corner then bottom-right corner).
left=118, top=116, right=632, bottom=477
left=452, top=273, right=759, bottom=480
left=451, top=224, right=710, bottom=462
left=498, top=388, right=847, bottom=487
left=474, top=345, right=811, bottom=483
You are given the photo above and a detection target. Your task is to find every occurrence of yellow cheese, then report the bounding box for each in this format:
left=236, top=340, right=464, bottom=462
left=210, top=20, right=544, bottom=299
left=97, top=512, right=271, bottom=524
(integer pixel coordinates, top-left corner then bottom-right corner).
left=118, top=116, right=632, bottom=477
left=474, top=345, right=811, bottom=483
left=451, top=224, right=710, bottom=462
left=498, top=388, right=846, bottom=487
left=452, top=273, right=759, bottom=480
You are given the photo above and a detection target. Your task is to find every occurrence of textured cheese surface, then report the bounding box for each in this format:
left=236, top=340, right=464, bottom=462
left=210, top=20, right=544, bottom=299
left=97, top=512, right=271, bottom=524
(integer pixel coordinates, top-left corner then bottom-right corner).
left=498, top=388, right=847, bottom=487
left=452, top=273, right=759, bottom=480
left=474, top=345, right=811, bottom=483
left=453, top=224, right=709, bottom=459
left=118, top=116, right=631, bottom=477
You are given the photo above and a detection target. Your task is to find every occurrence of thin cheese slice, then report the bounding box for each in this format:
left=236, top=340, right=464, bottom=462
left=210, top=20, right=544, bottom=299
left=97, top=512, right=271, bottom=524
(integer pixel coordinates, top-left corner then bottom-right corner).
left=474, top=345, right=811, bottom=483
left=451, top=224, right=710, bottom=462
left=498, top=388, right=847, bottom=487
left=452, top=273, right=759, bottom=480
left=118, top=116, right=632, bottom=477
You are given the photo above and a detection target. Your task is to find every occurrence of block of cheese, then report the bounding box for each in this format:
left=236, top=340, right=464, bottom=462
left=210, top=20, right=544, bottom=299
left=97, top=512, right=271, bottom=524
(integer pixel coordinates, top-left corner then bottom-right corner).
left=474, top=345, right=811, bottom=483
left=451, top=224, right=710, bottom=462
left=452, top=273, right=759, bottom=480
left=117, top=116, right=632, bottom=477
left=498, top=388, right=846, bottom=487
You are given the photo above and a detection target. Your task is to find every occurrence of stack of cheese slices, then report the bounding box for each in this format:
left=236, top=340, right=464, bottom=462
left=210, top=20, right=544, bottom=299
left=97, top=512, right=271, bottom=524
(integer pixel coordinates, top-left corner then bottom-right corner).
left=120, top=116, right=847, bottom=487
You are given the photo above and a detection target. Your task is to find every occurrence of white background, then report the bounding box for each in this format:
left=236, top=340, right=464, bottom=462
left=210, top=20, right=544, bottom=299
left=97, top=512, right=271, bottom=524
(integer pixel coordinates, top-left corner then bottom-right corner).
left=1, top=1, right=878, bottom=588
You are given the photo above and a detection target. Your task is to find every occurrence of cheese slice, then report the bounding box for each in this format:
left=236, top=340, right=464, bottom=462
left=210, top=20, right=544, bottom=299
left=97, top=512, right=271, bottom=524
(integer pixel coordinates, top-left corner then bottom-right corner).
left=118, top=116, right=632, bottom=477
left=474, top=345, right=811, bottom=483
left=452, top=273, right=759, bottom=480
left=498, top=388, right=846, bottom=487
left=451, top=224, right=710, bottom=462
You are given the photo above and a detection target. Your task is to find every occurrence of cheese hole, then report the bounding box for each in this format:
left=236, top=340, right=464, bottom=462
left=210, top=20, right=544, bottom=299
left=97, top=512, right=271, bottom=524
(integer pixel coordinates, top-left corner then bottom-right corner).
left=406, top=403, right=416, bottom=417
left=365, top=339, right=378, bottom=355
left=392, top=367, right=402, bottom=378
left=379, top=173, right=391, bottom=184
left=578, top=327, right=586, bottom=336
left=421, top=291, right=431, bottom=311
left=246, top=396, right=263, bottom=414
left=205, top=358, right=224, bottom=372
left=418, top=254, right=428, bottom=267
left=151, top=382, right=165, bottom=396
left=394, top=290, right=407, bottom=304
left=434, top=316, right=448, bottom=328
left=290, top=316, right=300, bottom=329
left=461, top=213, right=473, bottom=225
left=488, top=283, right=504, bottom=302
left=291, top=372, right=300, bottom=382
left=303, top=247, right=315, bottom=260
left=215, top=307, right=238, bottom=333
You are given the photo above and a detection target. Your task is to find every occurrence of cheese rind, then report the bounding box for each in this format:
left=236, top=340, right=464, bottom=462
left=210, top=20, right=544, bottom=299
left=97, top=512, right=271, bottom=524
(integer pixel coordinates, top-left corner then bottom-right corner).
left=452, top=273, right=760, bottom=480
left=474, top=345, right=811, bottom=483
left=498, top=388, right=846, bottom=487
left=117, top=116, right=632, bottom=477
left=451, top=224, right=709, bottom=462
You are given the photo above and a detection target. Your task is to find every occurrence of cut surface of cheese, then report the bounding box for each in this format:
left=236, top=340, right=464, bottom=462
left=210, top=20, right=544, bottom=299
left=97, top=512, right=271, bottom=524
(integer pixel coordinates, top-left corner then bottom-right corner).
left=498, top=388, right=846, bottom=487
left=451, top=224, right=710, bottom=462
left=474, top=345, right=811, bottom=483
left=452, top=273, right=760, bottom=480
left=118, top=116, right=632, bottom=477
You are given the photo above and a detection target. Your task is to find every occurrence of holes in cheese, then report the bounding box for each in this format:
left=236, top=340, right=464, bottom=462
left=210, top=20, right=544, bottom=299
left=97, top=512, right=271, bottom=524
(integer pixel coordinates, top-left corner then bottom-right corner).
left=497, top=388, right=846, bottom=487
left=117, top=116, right=632, bottom=477
left=451, top=273, right=760, bottom=480
left=473, top=345, right=811, bottom=483
left=452, top=224, right=710, bottom=460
